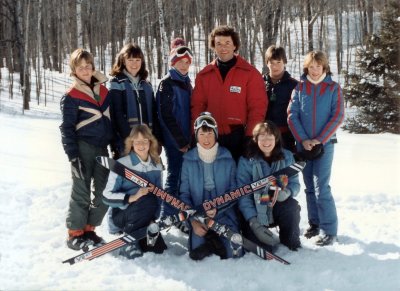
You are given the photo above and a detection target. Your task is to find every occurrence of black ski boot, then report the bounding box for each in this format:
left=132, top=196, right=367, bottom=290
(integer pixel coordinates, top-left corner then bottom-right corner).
left=67, top=234, right=93, bottom=251
left=189, top=243, right=213, bottom=260
left=83, top=231, right=106, bottom=246
left=315, top=234, right=337, bottom=246
left=304, top=224, right=320, bottom=239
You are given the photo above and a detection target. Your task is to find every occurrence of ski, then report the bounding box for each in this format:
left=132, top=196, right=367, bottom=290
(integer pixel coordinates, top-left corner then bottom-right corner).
left=63, top=214, right=180, bottom=265
left=96, top=156, right=305, bottom=216
left=97, top=156, right=303, bottom=264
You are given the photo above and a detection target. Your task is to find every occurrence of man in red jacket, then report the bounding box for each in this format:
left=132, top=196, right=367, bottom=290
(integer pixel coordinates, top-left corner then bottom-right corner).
left=191, top=25, right=267, bottom=161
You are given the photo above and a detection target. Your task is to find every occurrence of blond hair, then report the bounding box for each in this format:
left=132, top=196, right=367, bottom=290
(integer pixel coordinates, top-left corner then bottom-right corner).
left=123, top=124, right=161, bottom=164
left=303, top=51, right=331, bottom=75
left=69, top=48, right=95, bottom=77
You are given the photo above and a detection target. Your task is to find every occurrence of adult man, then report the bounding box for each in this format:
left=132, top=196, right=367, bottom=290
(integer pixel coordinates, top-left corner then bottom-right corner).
left=191, top=25, right=267, bottom=161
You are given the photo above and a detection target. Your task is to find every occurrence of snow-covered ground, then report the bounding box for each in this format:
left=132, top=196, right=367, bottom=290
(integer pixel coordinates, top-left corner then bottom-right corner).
left=0, top=112, right=399, bottom=291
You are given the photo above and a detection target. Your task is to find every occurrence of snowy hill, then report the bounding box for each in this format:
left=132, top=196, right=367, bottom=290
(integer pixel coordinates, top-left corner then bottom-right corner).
left=0, top=112, right=399, bottom=290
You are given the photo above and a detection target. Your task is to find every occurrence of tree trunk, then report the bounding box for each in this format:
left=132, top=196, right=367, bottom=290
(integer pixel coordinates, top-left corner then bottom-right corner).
left=306, top=0, right=313, bottom=52
left=76, top=0, right=83, bottom=47
left=124, top=0, right=133, bottom=44
left=157, top=0, right=169, bottom=75
left=36, top=0, right=42, bottom=104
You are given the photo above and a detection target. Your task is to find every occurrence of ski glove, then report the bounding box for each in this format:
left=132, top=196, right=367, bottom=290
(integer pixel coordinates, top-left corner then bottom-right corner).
left=277, top=189, right=291, bottom=202
left=71, top=158, right=84, bottom=180
left=249, top=217, right=280, bottom=246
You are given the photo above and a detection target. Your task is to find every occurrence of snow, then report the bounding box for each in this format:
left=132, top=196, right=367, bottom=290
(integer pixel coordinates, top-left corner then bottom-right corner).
left=0, top=112, right=399, bottom=291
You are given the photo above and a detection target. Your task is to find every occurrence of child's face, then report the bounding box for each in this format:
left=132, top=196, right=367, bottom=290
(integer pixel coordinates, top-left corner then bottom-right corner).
left=267, top=59, right=285, bottom=79
left=257, top=132, right=276, bottom=157
left=173, top=58, right=191, bottom=75
left=307, top=61, right=324, bottom=81
left=197, top=128, right=216, bottom=150
left=124, top=56, right=142, bottom=77
left=75, top=60, right=93, bottom=84
left=132, top=133, right=150, bottom=161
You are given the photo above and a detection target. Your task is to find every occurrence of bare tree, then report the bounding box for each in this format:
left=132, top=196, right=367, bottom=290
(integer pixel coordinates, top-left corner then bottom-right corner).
left=157, top=0, right=169, bottom=75
left=76, top=0, right=83, bottom=47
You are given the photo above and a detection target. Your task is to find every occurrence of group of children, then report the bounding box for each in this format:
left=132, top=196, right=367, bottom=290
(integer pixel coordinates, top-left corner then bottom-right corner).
left=60, top=25, right=344, bottom=260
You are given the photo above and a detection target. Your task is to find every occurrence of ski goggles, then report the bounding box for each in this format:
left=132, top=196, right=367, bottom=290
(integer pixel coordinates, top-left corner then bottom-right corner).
left=175, top=46, right=193, bottom=59
left=194, top=112, right=217, bottom=131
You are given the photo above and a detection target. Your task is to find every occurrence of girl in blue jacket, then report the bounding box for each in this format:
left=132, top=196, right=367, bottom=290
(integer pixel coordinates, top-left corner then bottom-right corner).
left=288, top=51, right=344, bottom=246
left=237, top=121, right=301, bottom=251
left=180, top=113, right=244, bottom=260
left=103, top=124, right=167, bottom=259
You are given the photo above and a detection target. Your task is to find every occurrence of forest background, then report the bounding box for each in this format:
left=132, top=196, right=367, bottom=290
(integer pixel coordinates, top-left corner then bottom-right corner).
left=0, top=0, right=384, bottom=113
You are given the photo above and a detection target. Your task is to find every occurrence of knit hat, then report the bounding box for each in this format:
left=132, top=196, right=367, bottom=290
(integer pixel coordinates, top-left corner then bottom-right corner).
left=169, top=38, right=193, bottom=66
left=194, top=112, right=218, bottom=140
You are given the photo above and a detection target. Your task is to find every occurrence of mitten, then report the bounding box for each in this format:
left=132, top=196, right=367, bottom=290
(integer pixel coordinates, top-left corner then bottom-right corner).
left=249, top=217, right=279, bottom=246
left=277, top=189, right=291, bottom=202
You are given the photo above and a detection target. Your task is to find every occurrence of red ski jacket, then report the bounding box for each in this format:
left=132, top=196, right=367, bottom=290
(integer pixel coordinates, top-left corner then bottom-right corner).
left=191, top=56, right=267, bottom=136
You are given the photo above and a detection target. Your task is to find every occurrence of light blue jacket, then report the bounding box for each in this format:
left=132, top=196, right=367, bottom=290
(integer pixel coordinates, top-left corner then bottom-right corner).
left=237, top=150, right=300, bottom=225
left=288, top=74, right=344, bottom=146
left=179, top=146, right=238, bottom=228
left=103, top=153, right=163, bottom=210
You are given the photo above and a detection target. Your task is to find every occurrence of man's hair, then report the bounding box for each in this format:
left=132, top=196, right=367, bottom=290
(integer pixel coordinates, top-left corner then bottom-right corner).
left=209, top=25, right=240, bottom=52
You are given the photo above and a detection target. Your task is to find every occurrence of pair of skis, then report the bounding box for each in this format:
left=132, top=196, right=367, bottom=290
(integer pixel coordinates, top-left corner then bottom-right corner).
left=63, top=157, right=305, bottom=265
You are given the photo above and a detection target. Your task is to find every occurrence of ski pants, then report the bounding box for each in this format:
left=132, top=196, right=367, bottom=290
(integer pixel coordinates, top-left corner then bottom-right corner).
left=66, top=140, right=109, bottom=230
left=303, top=142, right=338, bottom=236
left=163, top=143, right=184, bottom=215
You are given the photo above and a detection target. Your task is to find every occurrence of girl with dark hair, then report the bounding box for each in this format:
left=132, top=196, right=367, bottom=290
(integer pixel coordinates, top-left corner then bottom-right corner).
left=108, top=43, right=159, bottom=159
left=237, top=121, right=301, bottom=251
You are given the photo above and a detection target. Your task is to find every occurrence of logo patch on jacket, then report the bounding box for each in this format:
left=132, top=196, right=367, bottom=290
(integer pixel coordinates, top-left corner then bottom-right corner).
left=230, top=86, right=241, bottom=93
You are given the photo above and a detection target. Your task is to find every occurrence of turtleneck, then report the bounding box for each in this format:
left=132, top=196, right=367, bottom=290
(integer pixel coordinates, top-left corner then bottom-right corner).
left=123, top=69, right=140, bottom=88
left=197, top=143, right=218, bottom=163
left=307, top=72, right=326, bottom=85
left=217, top=56, right=237, bottom=81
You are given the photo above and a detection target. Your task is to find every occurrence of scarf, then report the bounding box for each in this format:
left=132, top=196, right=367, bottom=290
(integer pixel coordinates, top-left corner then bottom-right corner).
left=306, top=72, right=326, bottom=85
left=197, top=143, right=218, bottom=163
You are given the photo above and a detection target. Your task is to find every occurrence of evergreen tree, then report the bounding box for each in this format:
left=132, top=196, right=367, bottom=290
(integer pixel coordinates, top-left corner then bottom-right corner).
left=344, top=0, right=400, bottom=134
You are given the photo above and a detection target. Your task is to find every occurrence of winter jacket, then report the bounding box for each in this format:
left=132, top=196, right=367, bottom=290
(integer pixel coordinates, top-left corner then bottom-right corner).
left=287, top=74, right=345, bottom=146
left=108, top=73, right=158, bottom=147
left=191, top=55, right=267, bottom=136
left=237, top=150, right=300, bottom=226
left=102, top=152, right=163, bottom=210
left=179, top=146, right=238, bottom=228
left=264, top=71, right=298, bottom=129
left=156, top=68, right=192, bottom=149
left=60, top=71, right=113, bottom=161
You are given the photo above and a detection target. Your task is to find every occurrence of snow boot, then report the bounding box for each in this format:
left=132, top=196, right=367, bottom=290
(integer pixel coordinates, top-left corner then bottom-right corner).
left=119, top=241, right=143, bottom=260
left=206, top=232, right=227, bottom=259
left=83, top=231, right=106, bottom=247
left=304, top=224, right=320, bottom=239
left=315, top=234, right=337, bottom=246
left=67, top=234, right=93, bottom=251
left=189, top=243, right=213, bottom=261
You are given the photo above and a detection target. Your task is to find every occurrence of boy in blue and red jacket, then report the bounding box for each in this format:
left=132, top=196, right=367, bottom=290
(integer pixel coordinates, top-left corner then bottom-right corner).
left=60, top=48, right=113, bottom=251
